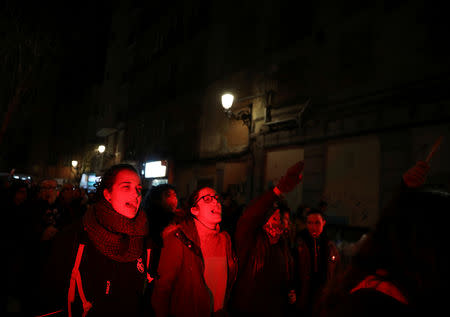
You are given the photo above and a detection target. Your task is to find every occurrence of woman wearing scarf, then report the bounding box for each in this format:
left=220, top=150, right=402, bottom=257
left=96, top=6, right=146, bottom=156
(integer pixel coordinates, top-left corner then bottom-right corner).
left=37, top=164, right=151, bottom=317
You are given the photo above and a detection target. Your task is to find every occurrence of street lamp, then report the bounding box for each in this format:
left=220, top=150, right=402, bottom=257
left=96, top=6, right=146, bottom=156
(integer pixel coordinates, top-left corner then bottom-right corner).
left=221, top=93, right=234, bottom=110
left=220, top=91, right=273, bottom=131
left=220, top=93, right=254, bottom=131
left=98, top=145, right=106, bottom=153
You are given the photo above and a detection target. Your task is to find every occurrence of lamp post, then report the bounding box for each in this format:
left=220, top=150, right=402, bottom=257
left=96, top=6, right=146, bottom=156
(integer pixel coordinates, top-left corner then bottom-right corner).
left=220, top=91, right=272, bottom=201
left=220, top=92, right=255, bottom=131
left=75, top=145, right=107, bottom=179
left=70, top=160, right=79, bottom=183
left=220, top=91, right=274, bottom=132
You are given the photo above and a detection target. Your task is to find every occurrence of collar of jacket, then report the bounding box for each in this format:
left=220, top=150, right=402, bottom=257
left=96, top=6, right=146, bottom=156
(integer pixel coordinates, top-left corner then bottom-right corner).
left=299, top=228, right=329, bottom=244
left=173, top=217, right=203, bottom=257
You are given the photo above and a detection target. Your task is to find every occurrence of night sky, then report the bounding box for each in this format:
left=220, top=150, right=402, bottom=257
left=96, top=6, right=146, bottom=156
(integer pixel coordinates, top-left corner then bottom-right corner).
left=1, top=0, right=449, bottom=173
left=1, top=0, right=111, bottom=105
left=0, top=0, right=112, bottom=167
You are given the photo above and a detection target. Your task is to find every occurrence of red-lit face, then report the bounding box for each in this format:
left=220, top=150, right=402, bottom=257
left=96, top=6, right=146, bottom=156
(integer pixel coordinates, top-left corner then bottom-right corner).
left=263, top=209, right=284, bottom=242
left=103, top=169, right=142, bottom=219
left=191, top=187, right=222, bottom=228
left=162, top=189, right=178, bottom=212
left=60, top=184, right=74, bottom=204
left=282, top=211, right=290, bottom=230
left=39, top=180, right=59, bottom=204
left=14, top=187, right=28, bottom=206
left=306, top=213, right=326, bottom=238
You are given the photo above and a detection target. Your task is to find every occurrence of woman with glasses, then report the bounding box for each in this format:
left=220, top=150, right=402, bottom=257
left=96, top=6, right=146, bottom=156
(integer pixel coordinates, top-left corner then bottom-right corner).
left=151, top=186, right=237, bottom=317
left=231, top=161, right=304, bottom=317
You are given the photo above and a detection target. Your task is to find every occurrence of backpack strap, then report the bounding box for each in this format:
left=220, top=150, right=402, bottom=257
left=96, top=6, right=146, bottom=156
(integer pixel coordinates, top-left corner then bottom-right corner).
left=146, top=248, right=151, bottom=269
left=68, top=243, right=93, bottom=317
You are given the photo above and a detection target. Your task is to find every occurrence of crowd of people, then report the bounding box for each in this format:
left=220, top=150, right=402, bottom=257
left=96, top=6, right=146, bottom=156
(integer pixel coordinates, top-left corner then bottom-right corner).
left=1, top=158, right=448, bottom=317
left=1, top=176, right=90, bottom=315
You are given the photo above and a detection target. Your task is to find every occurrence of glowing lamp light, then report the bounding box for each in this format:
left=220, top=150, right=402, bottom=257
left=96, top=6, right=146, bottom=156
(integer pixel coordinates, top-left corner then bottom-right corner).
left=221, top=93, right=234, bottom=110
left=71, top=160, right=78, bottom=168
left=98, top=145, right=106, bottom=153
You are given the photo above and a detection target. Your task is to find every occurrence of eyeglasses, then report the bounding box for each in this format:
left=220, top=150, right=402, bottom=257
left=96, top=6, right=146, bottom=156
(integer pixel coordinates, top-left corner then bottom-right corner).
left=195, top=194, right=221, bottom=205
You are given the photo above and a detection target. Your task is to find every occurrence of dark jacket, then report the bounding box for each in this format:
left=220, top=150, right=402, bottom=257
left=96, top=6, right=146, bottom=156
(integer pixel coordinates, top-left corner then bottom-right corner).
left=151, top=217, right=237, bottom=317
left=38, top=220, right=150, bottom=317
left=296, top=229, right=340, bottom=313
left=232, top=190, right=294, bottom=317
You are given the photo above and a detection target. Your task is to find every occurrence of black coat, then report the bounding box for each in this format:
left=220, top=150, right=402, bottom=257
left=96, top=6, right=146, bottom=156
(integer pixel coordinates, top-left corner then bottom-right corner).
left=295, top=229, right=339, bottom=314
left=38, top=220, right=150, bottom=317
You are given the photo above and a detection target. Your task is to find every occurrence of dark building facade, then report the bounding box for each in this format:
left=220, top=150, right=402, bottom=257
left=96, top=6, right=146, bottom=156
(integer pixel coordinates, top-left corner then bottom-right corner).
left=84, top=0, right=450, bottom=227
left=2, top=1, right=449, bottom=226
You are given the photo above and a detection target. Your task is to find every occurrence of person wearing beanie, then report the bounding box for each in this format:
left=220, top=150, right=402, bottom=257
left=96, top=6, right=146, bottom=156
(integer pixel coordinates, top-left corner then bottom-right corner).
left=37, top=164, right=151, bottom=317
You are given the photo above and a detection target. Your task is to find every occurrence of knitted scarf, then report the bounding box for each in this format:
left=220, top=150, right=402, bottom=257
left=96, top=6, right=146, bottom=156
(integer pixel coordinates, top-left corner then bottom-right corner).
left=82, top=199, right=149, bottom=263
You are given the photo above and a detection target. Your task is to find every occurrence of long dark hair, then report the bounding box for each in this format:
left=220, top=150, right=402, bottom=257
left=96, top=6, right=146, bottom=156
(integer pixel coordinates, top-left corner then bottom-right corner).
left=187, top=187, right=204, bottom=209
left=95, top=164, right=139, bottom=201
left=320, top=187, right=450, bottom=315
left=144, top=184, right=177, bottom=245
left=143, top=184, right=176, bottom=212
left=252, top=199, right=292, bottom=278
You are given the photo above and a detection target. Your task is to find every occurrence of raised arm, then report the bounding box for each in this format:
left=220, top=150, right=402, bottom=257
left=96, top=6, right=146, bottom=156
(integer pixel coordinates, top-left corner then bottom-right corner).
left=235, top=161, right=304, bottom=259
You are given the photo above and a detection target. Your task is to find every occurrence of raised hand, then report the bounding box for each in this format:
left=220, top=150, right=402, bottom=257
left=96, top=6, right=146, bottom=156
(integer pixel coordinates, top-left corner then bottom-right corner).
left=402, top=160, right=429, bottom=188
left=276, top=161, right=304, bottom=194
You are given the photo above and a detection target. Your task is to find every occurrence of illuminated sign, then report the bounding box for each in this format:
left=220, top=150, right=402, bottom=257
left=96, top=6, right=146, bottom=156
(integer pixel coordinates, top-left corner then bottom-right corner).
left=80, top=173, right=99, bottom=193
left=144, top=161, right=167, bottom=178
